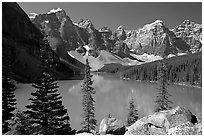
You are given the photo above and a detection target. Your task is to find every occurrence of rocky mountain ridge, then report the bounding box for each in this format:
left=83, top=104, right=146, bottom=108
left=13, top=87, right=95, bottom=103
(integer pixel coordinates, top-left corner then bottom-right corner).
left=30, top=7, right=202, bottom=60
left=172, top=19, right=202, bottom=53
left=3, top=3, right=202, bottom=81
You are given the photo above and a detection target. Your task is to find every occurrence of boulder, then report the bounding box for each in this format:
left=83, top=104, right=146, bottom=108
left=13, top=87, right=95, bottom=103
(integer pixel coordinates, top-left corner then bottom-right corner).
left=125, top=106, right=196, bottom=135
left=166, top=121, right=202, bottom=135
left=99, top=117, right=126, bottom=135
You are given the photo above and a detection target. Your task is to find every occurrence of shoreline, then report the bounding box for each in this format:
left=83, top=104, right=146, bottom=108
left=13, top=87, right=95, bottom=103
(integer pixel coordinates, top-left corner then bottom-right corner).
left=120, top=77, right=202, bottom=89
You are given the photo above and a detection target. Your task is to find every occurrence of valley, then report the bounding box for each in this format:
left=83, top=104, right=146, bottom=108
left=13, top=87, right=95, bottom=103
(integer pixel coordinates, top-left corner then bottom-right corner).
left=2, top=2, right=202, bottom=135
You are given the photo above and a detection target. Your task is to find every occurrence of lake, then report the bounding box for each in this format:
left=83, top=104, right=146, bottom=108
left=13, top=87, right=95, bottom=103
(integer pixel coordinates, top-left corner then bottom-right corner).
left=15, top=74, right=202, bottom=130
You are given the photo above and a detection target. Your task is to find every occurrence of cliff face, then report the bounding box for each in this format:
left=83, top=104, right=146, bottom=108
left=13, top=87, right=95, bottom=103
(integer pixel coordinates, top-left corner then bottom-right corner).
left=6, top=4, right=201, bottom=78
left=32, top=8, right=80, bottom=51
left=124, top=20, right=191, bottom=57
left=172, top=20, right=202, bottom=53
left=30, top=8, right=202, bottom=59
left=2, top=2, right=43, bottom=82
left=124, top=20, right=202, bottom=57
left=2, top=3, right=84, bottom=82
left=125, top=106, right=202, bottom=135
left=31, top=10, right=131, bottom=58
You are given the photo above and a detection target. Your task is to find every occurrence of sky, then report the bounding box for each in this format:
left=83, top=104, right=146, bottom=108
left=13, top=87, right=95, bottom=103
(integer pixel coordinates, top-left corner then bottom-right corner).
left=18, top=2, right=202, bottom=31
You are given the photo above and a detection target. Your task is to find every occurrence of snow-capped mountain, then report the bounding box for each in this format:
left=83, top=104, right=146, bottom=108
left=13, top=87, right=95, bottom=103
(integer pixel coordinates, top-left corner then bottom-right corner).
left=31, top=8, right=132, bottom=59
left=124, top=20, right=191, bottom=57
left=29, top=7, right=202, bottom=70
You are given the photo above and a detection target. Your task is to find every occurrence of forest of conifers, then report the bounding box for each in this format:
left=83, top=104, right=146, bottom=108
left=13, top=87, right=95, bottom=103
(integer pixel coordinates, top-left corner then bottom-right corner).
left=99, top=52, right=202, bottom=87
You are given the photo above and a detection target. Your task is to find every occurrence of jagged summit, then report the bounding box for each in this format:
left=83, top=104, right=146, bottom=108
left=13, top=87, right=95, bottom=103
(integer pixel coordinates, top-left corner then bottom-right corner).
left=28, top=5, right=202, bottom=58
left=142, top=19, right=164, bottom=30
left=172, top=19, right=202, bottom=53
left=117, top=26, right=124, bottom=31
left=151, top=19, right=164, bottom=25
left=77, top=19, right=94, bottom=29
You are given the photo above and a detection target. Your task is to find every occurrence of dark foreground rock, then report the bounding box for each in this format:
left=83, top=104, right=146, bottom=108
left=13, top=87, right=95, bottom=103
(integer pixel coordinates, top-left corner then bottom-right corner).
left=167, top=121, right=202, bottom=135
left=99, top=117, right=126, bottom=135
left=125, top=106, right=201, bottom=135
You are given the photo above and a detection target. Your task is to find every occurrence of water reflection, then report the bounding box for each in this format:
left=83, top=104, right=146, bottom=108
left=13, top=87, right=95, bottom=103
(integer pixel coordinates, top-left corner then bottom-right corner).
left=15, top=74, right=202, bottom=130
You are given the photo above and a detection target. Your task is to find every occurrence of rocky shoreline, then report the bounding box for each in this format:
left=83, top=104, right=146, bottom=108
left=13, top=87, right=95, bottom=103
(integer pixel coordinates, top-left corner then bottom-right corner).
left=5, top=106, right=202, bottom=135
left=76, top=106, right=202, bottom=135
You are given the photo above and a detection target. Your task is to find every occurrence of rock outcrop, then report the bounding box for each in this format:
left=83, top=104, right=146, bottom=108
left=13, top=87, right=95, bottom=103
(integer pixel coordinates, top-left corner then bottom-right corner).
left=172, top=19, right=202, bottom=53
left=125, top=106, right=201, bottom=135
left=167, top=121, right=202, bottom=135
left=33, top=8, right=81, bottom=51
left=77, top=19, right=103, bottom=50
left=112, top=41, right=130, bottom=58
left=114, top=26, right=126, bottom=41
left=124, top=20, right=191, bottom=57
left=99, top=117, right=126, bottom=135
left=30, top=8, right=202, bottom=64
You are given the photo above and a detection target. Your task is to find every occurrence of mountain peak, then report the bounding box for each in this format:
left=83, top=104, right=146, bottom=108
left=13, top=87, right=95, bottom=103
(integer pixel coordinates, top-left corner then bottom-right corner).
left=117, top=26, right=124, bottom=31
left=141, top=19, right=164, bottom=31
left=77, top=19, right=94, bottom=29
left=154, top=19, right=164, bottom=23
left=150, top=19, right=164, bottom=26
left=175, top=19, right=202, bottom=29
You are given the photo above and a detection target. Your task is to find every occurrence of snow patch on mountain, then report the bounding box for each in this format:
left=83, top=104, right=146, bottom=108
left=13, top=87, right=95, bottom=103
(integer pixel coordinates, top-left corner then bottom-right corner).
left=47, top=8, right=63, bottom=14
left=44, top=20, right=49, bottom=23
left=84, top=45, right=91, bottom=51
left=28, top=13, right=38, bottom=19
left=142, top=20, right=164, bottom=31
left=73, top=22, right=79, bottom=26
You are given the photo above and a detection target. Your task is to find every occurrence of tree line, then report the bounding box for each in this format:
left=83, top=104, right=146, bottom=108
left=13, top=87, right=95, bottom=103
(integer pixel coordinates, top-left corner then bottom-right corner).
left=120, top=52, right=202, bottom=87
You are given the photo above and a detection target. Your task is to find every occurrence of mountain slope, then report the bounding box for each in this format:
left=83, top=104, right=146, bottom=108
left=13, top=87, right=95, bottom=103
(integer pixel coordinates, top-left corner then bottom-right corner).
left=123, top=20, right=191, bottom=57
left=2, top=3, right=84, bottom=82
left=68, top=50, right=143, bottom=71
left=27, top=7, right=201, bottom=70
left=172, top=20, right=202, bottom=53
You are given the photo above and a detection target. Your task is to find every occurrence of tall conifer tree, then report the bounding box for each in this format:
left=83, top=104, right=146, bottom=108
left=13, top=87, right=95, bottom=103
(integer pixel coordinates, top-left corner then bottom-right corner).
left=155, top=58, right=173, bottom=112
left=25, top=37, right=72, bottom=135
left=2, top=44, right=17, bottom=134
left=127, top=92, right=138, bottom=127
left=81, top=59, right=97, bottom=132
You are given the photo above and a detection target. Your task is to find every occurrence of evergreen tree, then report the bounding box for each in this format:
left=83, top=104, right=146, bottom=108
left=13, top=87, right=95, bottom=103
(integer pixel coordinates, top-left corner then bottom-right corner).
left=155, top=58, right=173, bottom=112
left=2, top=44, right=17, bottom=134
left=25, top=37, right=72, bottom=135
left=14, top=111, right=33, bottom=135
left=81, top=59, right=97, bottom=132
left=127, top=93, right=138, bottom=127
